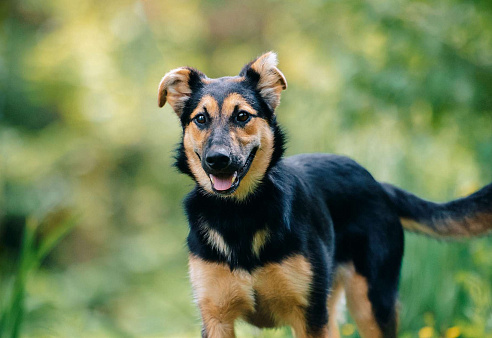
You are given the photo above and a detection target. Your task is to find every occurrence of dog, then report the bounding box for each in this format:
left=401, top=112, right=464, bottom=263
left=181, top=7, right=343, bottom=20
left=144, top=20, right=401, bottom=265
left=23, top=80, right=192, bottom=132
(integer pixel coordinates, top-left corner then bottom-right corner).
left=158, top=52, right=492, bottom=338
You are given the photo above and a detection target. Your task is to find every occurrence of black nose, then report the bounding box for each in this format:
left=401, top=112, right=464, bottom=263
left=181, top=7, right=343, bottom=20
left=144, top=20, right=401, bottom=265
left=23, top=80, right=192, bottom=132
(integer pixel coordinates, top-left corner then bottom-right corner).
left=205, top=149, right=231, bottom=170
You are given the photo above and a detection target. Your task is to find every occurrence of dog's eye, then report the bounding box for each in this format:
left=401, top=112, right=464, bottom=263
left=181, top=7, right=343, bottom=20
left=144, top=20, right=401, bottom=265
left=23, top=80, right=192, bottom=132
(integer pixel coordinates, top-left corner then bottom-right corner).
left=236, top=111, right=250, bottom=123
left=195, top=114, right=207, bottom=124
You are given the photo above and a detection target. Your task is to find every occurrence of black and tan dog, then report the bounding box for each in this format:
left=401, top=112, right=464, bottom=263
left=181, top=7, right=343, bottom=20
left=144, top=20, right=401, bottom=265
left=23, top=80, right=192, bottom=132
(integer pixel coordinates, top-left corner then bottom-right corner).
left=158, top=52, right=492, bottom=338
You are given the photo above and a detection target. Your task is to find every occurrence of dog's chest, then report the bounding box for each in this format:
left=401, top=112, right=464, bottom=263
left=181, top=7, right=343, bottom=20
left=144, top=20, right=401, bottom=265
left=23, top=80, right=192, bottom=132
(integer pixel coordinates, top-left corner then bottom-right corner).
left=189, top=254, right=313, bottom=328
left=199, top=222, right=271, bottom=266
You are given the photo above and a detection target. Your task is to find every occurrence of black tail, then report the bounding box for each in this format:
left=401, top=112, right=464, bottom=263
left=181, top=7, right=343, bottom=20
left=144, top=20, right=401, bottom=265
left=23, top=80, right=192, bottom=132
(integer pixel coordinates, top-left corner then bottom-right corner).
left=381, top=182, right=492, bottom=238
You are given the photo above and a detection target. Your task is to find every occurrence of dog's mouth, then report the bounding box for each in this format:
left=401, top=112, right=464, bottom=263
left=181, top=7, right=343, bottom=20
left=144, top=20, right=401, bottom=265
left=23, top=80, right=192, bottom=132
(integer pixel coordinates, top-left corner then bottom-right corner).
left=208, top=147, right=258, bottom=195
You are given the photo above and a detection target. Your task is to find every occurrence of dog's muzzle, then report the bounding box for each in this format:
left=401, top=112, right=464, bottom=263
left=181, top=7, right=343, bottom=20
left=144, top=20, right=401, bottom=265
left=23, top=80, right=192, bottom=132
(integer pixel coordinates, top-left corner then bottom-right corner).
left=203, top=147, right=258, bottom=194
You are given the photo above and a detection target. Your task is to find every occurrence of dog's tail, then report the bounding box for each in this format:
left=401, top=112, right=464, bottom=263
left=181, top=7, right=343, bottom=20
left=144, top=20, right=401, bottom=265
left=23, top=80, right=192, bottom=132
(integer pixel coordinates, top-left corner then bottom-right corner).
left=381, top=182, right=492, bottom=238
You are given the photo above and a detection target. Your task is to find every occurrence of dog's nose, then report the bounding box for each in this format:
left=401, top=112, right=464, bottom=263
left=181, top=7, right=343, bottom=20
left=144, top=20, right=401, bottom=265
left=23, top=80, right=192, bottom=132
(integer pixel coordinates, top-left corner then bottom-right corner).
left=205, top=149, right=231, bottom=170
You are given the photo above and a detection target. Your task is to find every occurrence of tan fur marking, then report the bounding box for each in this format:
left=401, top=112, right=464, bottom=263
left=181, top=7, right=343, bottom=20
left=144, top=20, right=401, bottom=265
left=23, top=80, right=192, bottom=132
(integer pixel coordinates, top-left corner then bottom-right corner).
left=253, top=255, right=313, bottom=337
left=340, top=264, right=383, bottom=338
left=400, top=218, right=439, bottom=236
left=251, top=229, right=270, bottom=258
left=183, top=125, right=212, bottom=193
left=233, top=118, right=274, bottom=200
left=189, top=255, right=255, bottom=338
left=189, top=254, right=316, bottom=337
left=250, top=52, right=287, bottom=90
left=327, top=271, right=344, bottom=338
left=200, top=222, right=231, bottom=259
left=182, top=95, right=221, bottom=194
left=451, top=212, right=492, bottom=236
left=401, top=212, right=492, bottom=238
left=250, top=52, right=287, bottom=110
left=191, top=94, right=220, bottom=119
left=469, top=212, right=492, bottom=234
left=158, top=68, right=192, bottom=114
left=221, top=92, right=257, bottom=118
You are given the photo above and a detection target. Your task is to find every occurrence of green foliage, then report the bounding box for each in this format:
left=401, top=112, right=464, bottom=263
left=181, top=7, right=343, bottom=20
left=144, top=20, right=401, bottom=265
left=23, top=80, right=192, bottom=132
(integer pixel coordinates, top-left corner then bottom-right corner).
left=0, top=216, right=77, bottom=338
left=1, top=0, right=491, bottom=336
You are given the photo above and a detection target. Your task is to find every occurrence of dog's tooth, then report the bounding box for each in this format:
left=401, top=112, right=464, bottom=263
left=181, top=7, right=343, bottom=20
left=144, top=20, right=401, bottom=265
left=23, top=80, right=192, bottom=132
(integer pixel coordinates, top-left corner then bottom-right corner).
left=210, top=175, right=215, bottom=184
left=232, top=172, right=238, bottom=183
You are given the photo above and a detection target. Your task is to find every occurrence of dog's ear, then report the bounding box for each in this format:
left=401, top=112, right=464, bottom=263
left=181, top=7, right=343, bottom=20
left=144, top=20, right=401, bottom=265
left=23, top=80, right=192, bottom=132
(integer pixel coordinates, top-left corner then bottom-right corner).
left=240, top=52, right=287, bottom=110
left=158, top=67, right=204, bottom=116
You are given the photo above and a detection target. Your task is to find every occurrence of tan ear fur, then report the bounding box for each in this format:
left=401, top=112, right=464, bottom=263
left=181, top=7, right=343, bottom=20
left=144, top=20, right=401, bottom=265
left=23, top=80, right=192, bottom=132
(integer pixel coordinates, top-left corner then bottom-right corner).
left=158, top=67, right=192, bottom=116
left=250, top=52, right=287, bottom=110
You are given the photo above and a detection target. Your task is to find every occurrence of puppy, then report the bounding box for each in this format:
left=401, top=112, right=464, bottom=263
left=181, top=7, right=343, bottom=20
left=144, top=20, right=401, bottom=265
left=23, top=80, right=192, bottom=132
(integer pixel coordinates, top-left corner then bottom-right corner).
left=158, top=52, right=492, bottom=338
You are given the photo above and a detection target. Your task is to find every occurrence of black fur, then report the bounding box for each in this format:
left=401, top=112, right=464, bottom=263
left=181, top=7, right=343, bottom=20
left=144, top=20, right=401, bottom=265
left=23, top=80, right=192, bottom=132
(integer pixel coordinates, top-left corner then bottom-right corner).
left=382, top=182, right=492, bottom=238
left=168, top=58, right=492, bottom=336
left=184, top=153, right=405, bottom=333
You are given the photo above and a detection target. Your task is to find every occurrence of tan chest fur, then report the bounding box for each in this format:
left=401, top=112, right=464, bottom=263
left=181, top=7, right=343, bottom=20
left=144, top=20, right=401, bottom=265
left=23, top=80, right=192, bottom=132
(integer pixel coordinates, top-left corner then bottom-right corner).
left=188, top=254, right=313, bottom=335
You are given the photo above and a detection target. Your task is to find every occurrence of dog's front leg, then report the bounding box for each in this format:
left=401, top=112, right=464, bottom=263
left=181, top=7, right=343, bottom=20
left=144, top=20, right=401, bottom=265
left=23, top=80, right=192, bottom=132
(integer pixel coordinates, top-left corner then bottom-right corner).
left=188, top=255, right=255, bottom=338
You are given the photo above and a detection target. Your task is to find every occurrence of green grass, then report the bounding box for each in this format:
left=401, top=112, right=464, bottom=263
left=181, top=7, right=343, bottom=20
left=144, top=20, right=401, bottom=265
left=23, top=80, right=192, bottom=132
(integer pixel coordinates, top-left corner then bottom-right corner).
left=0, top=216, right=77, bottom=338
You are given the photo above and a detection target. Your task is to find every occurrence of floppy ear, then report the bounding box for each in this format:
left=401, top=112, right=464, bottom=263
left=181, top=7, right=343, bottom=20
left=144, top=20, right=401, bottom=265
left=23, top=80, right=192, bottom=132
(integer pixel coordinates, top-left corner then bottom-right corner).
left=240, top=52, right=287, bottom=110
left=158, top=67, right=204, bottom=117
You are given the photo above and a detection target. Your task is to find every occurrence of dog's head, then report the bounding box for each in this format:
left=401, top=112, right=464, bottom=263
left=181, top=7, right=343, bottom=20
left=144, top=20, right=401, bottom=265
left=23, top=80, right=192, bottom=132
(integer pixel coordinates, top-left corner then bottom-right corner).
left=158, top=52, right=287, bottom=200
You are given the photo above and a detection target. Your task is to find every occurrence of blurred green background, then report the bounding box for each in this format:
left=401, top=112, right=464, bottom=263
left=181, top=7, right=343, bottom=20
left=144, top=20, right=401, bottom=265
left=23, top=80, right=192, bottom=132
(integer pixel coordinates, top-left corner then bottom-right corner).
left=1, top=0, right=491, bottom=337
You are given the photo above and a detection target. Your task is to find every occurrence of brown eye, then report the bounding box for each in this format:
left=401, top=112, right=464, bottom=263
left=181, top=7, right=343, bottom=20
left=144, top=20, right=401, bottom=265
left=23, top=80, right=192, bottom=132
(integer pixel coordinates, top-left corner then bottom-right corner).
left=195, top=114, right=206, bottom=124
left=236, top=111, right=250, bottom=123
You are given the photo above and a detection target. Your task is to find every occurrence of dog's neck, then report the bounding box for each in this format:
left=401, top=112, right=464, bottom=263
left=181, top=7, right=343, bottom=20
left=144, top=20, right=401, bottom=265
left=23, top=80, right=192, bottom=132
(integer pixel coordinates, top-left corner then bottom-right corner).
left=184, top=158, right=296, bottom=271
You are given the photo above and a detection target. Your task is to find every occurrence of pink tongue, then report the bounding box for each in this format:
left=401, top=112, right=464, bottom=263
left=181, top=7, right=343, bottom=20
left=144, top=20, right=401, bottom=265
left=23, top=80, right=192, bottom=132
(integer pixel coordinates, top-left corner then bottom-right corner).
left=210, top=174, right=234, bottom=191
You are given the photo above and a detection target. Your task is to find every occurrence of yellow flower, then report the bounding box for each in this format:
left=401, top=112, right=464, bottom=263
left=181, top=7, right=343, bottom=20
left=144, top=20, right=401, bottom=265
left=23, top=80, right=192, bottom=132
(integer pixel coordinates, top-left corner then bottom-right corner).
left=341, top=323, right=355, bottom=336
left=419, top=326, right=435, bottom=338
left=445, top=326, right=461, bottom=338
